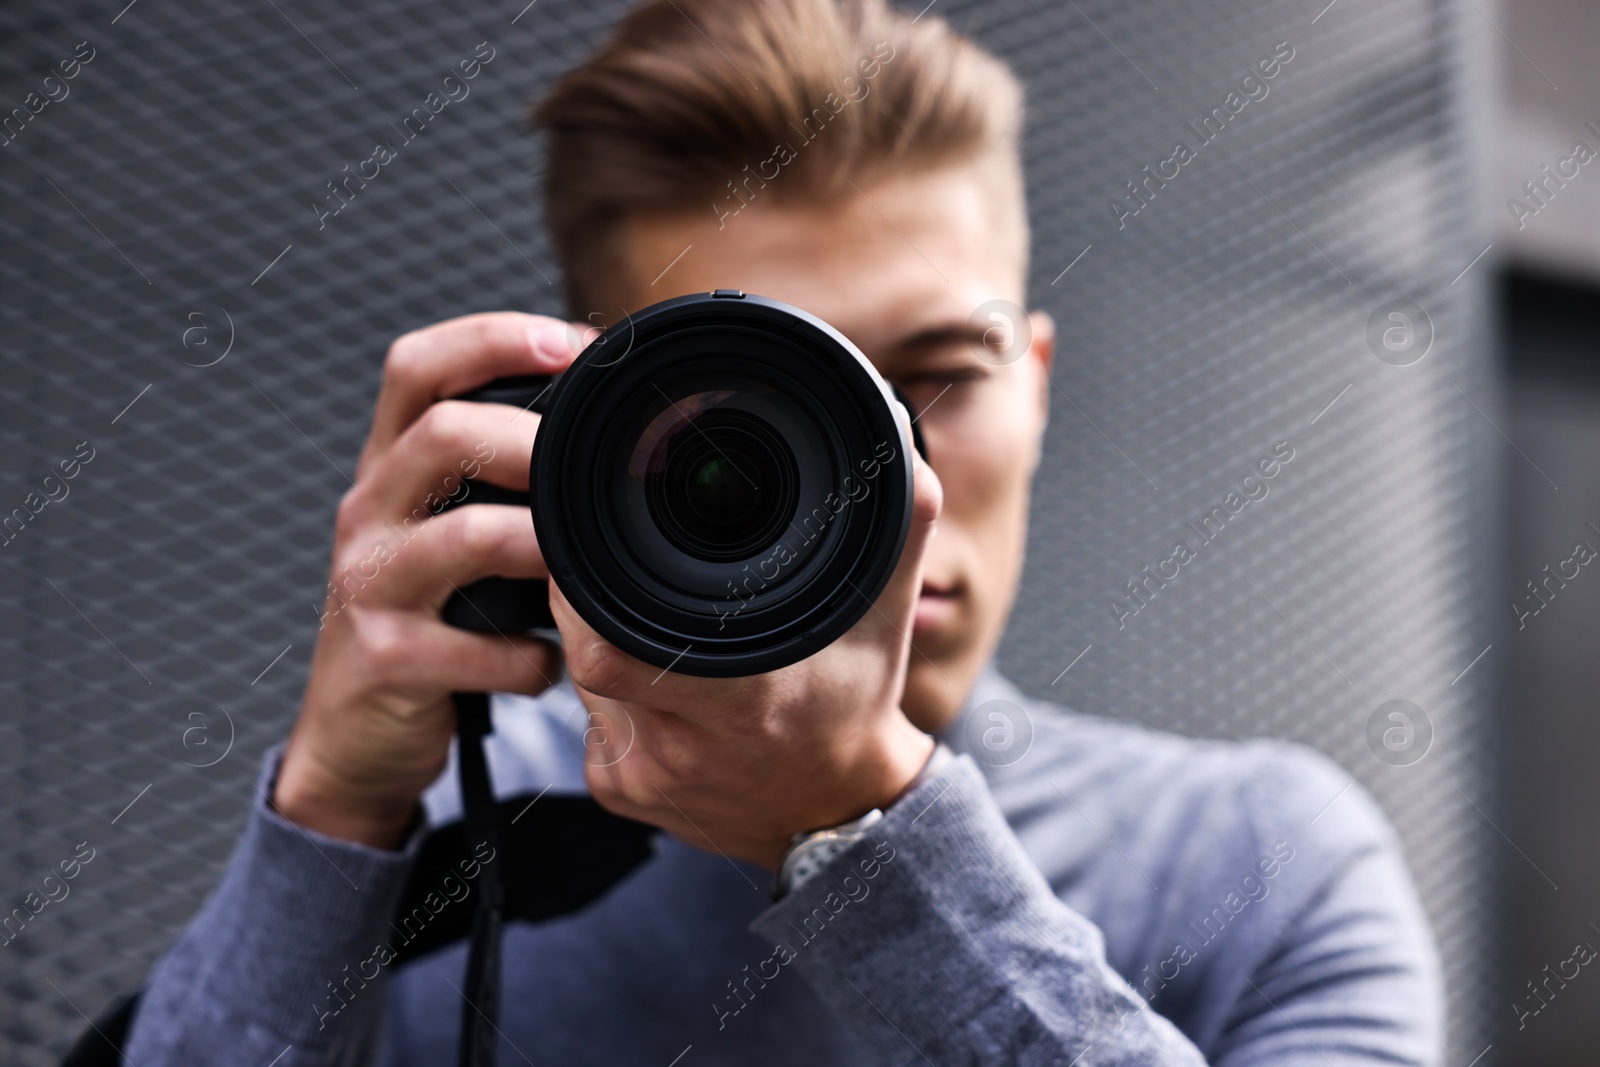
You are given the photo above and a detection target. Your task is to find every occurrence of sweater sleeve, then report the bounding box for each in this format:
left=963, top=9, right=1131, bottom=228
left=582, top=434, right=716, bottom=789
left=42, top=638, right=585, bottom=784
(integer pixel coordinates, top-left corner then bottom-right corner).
left=748, top=752, right=1440, bottom=1067
left=1203, top=743, right=1445, bottom=1067
left=124, top=746, right=423, bottom=1067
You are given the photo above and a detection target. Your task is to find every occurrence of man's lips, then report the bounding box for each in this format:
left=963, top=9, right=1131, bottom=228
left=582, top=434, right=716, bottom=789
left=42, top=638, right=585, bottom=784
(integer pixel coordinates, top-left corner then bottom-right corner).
left=913, top=582, right=960, bottom=634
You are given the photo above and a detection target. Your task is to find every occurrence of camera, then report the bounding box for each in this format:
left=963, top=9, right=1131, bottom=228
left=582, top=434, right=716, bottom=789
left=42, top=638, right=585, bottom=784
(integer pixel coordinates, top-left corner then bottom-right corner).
left=441, top=290, right=923, bottom=678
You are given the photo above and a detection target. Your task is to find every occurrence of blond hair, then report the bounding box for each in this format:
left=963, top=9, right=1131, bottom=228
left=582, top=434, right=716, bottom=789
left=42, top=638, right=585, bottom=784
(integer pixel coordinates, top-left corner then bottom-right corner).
left=531, top=0, right=1025, bottom=315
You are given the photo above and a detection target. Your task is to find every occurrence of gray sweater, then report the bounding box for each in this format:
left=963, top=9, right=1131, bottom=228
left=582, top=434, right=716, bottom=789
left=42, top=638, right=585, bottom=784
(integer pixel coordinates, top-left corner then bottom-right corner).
left=125, top=666, right=1443, bottom=1065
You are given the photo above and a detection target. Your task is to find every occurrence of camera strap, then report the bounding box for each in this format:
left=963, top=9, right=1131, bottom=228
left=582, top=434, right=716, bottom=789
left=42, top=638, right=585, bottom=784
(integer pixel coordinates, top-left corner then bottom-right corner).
left=453, top=691, right=502, bottom=1067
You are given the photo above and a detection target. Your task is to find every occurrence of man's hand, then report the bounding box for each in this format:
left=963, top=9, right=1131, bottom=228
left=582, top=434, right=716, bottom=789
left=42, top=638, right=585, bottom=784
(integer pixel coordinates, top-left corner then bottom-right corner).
left=559, top=419, right=943, bottom=871
left=273, top=312, right=590, bottom=848
left=275, top=308, right=940, bottom=866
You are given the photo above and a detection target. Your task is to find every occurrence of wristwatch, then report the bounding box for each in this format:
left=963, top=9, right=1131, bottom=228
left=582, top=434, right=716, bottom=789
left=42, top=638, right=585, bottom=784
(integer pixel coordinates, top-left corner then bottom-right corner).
left=771, top=807, right=884, bottom=900
left=770, top=741, right=953, bottom=899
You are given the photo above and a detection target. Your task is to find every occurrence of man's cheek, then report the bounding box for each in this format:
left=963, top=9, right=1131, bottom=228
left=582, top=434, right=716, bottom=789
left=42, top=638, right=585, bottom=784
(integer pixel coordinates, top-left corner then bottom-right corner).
left=947, top=405, right=1034, bottom=513
left=947, top=411, right=1035, bottom=573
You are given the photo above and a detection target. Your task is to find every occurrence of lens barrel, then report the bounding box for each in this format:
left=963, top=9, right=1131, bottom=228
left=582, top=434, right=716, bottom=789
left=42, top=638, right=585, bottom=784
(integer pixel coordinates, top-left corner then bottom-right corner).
left=447, top=291, right=915, bottom=678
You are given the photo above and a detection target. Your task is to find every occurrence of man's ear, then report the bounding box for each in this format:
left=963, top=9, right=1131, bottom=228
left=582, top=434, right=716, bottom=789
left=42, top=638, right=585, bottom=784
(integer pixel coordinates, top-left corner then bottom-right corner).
left=1027, top=309, right=1056, bottom=432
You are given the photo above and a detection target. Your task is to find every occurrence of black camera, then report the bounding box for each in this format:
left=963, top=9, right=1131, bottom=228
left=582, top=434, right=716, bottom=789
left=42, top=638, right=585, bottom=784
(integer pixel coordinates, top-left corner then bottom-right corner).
left=442, top=290, right=923, bottom=678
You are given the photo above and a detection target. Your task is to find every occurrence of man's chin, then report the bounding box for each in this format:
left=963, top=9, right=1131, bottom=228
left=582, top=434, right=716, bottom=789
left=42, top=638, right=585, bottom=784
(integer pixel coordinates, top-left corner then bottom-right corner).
left=901, top=623, right=979, bottom=732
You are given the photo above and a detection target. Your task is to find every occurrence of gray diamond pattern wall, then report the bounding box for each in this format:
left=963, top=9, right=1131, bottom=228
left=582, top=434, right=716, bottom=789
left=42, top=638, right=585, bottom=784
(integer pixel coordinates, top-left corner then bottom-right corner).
left=0, top=1, right=1495, bottom=1065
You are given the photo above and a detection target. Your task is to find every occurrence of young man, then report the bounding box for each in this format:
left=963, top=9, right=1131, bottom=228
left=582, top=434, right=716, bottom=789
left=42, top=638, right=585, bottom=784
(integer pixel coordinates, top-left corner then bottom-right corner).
left=126, top=0, right=1442, bottom=1063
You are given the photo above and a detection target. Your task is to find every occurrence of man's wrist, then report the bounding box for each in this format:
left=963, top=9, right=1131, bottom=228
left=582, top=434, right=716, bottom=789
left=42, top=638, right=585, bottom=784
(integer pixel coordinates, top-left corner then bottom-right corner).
left=903, top=739, right=954, bottom=796
left=772, top=734, right=949, bottom=897
left=272, top=748, right=420, bottom=850
left=873, top=717, right=939, bottom=811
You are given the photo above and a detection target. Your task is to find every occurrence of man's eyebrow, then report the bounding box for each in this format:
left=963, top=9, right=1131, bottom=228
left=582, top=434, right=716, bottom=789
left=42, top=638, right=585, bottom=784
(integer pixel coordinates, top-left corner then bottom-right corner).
left=887, top=322, right=991, bottom=354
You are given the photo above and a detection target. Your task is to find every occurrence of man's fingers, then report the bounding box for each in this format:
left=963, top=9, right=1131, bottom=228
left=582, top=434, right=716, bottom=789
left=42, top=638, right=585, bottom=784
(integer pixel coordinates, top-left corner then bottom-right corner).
left=865, top=412, right=943, bottom=634
left=343, top=400, right=539, bottom=533
left=345, top=615, right=561, bottom=696
left=361, top=312, right=594, bottom=476
left=337, top=504, right=547, bottom=610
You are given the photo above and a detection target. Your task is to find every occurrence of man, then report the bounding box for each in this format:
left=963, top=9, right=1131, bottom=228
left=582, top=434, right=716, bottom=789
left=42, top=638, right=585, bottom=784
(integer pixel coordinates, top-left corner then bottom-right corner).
left=125, top=0, right=1442, bottom=1063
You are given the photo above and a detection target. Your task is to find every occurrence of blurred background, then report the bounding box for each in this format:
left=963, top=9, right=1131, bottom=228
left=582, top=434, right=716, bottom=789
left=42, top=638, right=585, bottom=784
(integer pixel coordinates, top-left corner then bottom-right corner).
left=1492, top=2, right=1600, bottom=1064
left=0, top=0, right=1593, bottom=1064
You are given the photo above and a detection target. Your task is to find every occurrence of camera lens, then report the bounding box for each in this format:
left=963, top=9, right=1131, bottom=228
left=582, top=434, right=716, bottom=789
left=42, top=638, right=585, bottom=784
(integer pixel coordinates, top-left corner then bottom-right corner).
left=530, top=292, right=915, bottom=677
left=645, top=403, right=800, bottom=563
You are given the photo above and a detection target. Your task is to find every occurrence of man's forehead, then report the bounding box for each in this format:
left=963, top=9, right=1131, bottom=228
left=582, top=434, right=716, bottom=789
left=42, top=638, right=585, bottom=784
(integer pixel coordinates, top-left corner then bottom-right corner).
left=615, top=160, right=1025, bottom=357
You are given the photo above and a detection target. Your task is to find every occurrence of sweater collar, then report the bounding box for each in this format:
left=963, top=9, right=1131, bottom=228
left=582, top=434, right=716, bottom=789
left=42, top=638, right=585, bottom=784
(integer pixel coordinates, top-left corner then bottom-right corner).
left=936, top=661, right=1040, bottom=779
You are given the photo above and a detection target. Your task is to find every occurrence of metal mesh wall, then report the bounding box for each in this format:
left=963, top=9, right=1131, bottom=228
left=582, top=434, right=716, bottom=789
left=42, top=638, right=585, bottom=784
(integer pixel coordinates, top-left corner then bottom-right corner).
left=0, top=1, right=1495, bottom=1064
left=986, top=3, right=1500, bottom=1065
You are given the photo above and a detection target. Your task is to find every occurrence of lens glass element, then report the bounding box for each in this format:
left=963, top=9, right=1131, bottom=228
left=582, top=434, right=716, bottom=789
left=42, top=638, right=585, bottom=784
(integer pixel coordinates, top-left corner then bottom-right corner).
left=643, top=397, right=799, bottom=563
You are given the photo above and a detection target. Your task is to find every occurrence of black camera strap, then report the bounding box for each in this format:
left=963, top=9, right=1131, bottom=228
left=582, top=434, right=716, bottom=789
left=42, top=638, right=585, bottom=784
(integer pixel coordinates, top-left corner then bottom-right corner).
left=441, top=376, right=556, bottom=1067
left=453, top=691, right=503, bottom=1067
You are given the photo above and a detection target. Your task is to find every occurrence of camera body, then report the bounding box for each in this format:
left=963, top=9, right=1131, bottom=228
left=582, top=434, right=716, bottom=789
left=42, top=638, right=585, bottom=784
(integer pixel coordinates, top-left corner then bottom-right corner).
left=443, top=290, right=921, bottom=678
